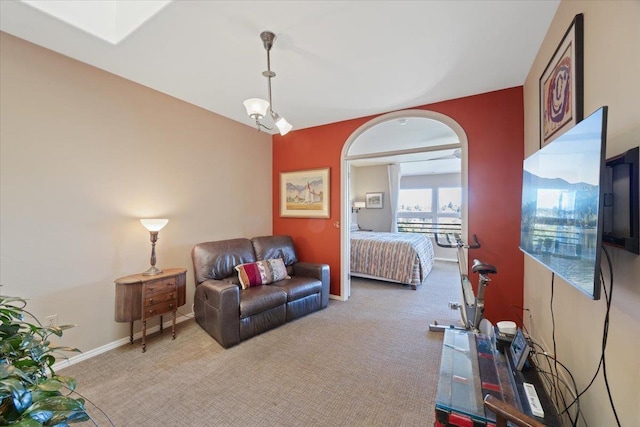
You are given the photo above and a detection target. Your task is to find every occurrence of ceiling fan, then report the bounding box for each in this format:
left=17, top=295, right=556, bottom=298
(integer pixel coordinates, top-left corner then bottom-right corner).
left=426, top=148, right=462, bottom=161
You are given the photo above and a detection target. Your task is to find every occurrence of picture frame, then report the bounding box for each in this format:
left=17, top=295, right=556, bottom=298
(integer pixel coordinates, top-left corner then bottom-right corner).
left=280, top=168, right=330, bottom=218
left=365, top=192, right=383, bottom=209
left=539, top=13, right=583, bottom=148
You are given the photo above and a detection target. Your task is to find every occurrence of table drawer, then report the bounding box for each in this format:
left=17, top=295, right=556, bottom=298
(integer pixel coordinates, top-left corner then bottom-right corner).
left=145, top=278, right=177, bottom=296
left=144, top=289, right=177, bottom=306
left=144, top=300, right=176, bottom=318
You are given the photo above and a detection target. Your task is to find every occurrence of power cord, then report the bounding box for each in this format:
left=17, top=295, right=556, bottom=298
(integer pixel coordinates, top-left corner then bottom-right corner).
left=550, top=272, right=564, bottom=423
left=533, top=363, right=587, bottom=427
left=556, top=246, right=620, bottom=427
left=61, top=385, right=115, bottom=426
left=177, top=303, right=196, bottom=319
left=509, top=304, right=533, bottom=336
left=530, top=343, right=579, bottom=426
left=599, top=247, right=620, bottom=426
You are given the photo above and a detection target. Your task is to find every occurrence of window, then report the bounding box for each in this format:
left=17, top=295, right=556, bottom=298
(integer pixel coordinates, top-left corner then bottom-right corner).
left=397, top=186, right=461, bottom=235
left=398, top=189, right=432, bottom=213
left=438, top=187, right=461, bottom=214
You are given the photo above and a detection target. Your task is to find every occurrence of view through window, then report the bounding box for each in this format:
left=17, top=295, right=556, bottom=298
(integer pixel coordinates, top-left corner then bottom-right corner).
left=398, top=187, right=461, bottom=235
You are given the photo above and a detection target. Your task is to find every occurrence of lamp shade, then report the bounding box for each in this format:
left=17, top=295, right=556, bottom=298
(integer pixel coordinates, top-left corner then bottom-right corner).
left=243, top=98, right=269, bottom=119
left=354, top=201, right=366, bottom=209
left=140, top=218, right=168, bottom=232
left=275, top=115, right=293, bottom=136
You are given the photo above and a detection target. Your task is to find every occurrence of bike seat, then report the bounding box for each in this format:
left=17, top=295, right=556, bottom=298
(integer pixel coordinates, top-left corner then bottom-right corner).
left=472, top=260, right=497, bottom=275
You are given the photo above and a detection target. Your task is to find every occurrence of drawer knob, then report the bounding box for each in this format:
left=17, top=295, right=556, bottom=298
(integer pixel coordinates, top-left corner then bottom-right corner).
left=149, top=298, right=153, bottom=303
left=169, top=293, right=174, bottom=298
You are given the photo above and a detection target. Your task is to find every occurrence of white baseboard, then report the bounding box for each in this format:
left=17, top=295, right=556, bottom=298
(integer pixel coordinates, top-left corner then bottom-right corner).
left=53, top=315, right=192, bottom=372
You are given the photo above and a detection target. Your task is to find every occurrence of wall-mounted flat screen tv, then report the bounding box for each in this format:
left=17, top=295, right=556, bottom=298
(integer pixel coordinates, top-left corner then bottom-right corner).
left=520, top=107, right=608, bottom=300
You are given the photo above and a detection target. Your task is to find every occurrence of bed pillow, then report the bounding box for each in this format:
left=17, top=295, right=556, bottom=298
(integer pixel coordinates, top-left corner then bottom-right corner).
left=350, top=224, right=359, bottom=232
left=235, top=258, right=290, bottom=289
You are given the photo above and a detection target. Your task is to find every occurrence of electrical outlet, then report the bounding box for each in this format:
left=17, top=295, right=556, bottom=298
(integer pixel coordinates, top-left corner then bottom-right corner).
left=45, top=314, right=58, bottom=327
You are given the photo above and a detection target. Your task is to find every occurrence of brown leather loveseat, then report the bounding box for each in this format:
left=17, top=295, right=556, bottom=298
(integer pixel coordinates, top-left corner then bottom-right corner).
left=191, top=235, right=330, bottom=348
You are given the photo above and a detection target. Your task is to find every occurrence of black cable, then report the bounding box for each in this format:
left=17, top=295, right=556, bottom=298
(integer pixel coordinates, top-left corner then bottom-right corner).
left=531, top=349, right=581, bottom=426
left=559, top=247, right=620, bottom=427
left=534, top=366, right=587, bottom=426
left=600, top=246, right=621, bottom=426
left=528, top=341, right=556, bottom=401
left=562, top=279, right=606, bottom=413
left=61, top=384, right=115, bottom=426
left=549, top=272, right=564, bottom=421
left=536, top=368, right=576, bottom=422
left=544, top=274, right=579, bottom=426
left=509, top=304, right=532, bottom=336
left=535, top=358, right=572, bottom=425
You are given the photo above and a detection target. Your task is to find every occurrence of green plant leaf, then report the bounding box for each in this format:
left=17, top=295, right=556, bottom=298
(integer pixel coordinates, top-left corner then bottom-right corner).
left=35, top=378, right=66, bottom=393
left=30, top=388, right=62, bottom=403
left=0, top=323, right=21, bottom=336
left=11, top=418, right=42, bottom=427
left=52, top=376, right=77, bottom=393
left=0, top=377, right=32, bottom=413
left=26, top=395, right=86, bottom=411
left=24, top=408, right=53, bottom=423
left=49, top=409, right=91, bottom=424
left=1, top=296, right=89, bottom=424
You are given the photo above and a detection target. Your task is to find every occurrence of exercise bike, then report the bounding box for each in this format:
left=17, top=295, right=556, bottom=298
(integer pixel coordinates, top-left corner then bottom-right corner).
left=429, top=233, right=497, bottom=332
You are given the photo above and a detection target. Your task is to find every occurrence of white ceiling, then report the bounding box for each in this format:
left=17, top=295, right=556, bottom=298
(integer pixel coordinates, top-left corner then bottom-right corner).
left=348, top=116, right=462, bottom=175
left=0, top=0, right=559, bottom=135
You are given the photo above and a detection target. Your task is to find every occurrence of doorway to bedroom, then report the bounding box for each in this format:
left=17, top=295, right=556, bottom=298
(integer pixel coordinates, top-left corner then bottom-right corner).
left=339, top=110, right=468, bottom=299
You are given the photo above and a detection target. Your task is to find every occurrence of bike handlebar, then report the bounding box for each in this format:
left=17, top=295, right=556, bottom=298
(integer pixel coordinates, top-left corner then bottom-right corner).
left=435, top=233, right=481, bottom=249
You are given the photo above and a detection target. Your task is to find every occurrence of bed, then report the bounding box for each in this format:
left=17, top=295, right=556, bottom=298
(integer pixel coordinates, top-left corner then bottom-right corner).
left=350, top=230, right=435, bottom=289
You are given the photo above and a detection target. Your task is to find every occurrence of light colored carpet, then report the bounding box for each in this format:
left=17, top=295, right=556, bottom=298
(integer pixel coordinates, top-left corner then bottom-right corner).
left=64, top=261, right=461, bottom=426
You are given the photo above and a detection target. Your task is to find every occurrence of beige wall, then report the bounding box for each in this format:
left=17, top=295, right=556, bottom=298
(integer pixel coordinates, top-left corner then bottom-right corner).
left=352, top=164, right=390, bottom=232
left=523, top=2, right=639, bottom=425
left=0, top=33, right=272, bottom=353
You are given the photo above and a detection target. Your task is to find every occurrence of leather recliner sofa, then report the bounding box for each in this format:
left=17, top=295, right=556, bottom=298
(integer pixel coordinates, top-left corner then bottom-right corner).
left=191, top=235, right=330, bottom=348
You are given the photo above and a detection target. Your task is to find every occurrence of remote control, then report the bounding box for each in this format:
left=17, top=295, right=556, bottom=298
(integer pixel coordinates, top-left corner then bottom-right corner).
left=523, top=382, right=544, bottom=418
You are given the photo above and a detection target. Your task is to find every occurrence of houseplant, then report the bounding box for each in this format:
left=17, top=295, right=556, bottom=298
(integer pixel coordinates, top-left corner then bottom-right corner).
left=0, top=296, right=90, bottom=425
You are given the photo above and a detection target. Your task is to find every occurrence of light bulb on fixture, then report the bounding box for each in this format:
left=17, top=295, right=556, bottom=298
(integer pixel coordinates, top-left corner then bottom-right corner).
left=243, top=98, right=269, bottom=120
left=140, top=218, right=168, bottom=276
left=272, top=111, right=292, bottom=136
left=243, top=30, right=292, bottom=136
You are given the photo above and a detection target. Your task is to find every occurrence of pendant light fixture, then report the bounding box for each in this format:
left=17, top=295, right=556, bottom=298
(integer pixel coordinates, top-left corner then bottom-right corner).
left=243, top=30, right=292, bottom=136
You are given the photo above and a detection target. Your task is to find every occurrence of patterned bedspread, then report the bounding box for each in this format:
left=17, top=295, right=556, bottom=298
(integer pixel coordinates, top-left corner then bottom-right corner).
left=350, top=231, right=435, bottom=287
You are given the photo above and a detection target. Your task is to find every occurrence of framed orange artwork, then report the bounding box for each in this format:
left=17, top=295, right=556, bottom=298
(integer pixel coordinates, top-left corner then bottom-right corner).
left=540, top=13, right=583, bottom=147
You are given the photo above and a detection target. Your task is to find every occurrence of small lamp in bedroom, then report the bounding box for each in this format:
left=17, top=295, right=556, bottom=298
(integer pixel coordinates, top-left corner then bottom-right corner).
left=352, top=201, right=366, bottom=213
left=140, top=218, right=168, bottom=276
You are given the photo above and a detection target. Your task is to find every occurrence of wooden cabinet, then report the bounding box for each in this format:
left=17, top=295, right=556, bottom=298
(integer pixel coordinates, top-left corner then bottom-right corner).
left=114, top=268, right=186, bottom=352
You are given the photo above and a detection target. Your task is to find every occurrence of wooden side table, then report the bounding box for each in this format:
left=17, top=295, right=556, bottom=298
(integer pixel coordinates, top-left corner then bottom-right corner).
left=114, top=268, right=186, bottom=352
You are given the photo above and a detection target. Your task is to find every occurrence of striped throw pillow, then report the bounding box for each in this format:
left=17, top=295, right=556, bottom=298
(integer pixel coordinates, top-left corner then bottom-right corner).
left=235, top=258, right=290, bottom=289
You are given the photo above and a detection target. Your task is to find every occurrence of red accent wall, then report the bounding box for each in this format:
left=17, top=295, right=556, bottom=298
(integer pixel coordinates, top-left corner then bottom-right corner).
left=273, top=87, right=525, bottom=324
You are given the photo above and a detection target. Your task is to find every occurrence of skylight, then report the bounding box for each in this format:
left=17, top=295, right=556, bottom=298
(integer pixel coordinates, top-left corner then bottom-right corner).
left=22, top=0, right=171, bottom=44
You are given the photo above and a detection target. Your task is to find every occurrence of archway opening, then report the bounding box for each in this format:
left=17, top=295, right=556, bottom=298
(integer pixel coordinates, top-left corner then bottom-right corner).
left=339, top=110, right=469, bottom=299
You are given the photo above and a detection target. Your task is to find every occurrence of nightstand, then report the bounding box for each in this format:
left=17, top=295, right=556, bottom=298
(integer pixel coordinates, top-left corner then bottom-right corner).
left=114, top=268, right=186, bottom=352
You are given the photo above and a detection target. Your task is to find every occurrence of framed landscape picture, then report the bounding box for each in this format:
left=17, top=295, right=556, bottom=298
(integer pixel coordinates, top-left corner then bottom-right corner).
left=280, top=168, right=330, bottom=218
left=539, top=13, right=583, bottom=147
left=365, top=192, right=383, bottom=209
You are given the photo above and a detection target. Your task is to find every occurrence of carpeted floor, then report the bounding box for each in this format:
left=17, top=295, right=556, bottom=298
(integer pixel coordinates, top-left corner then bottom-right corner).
left=63, top=260, right=461, bottom=426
